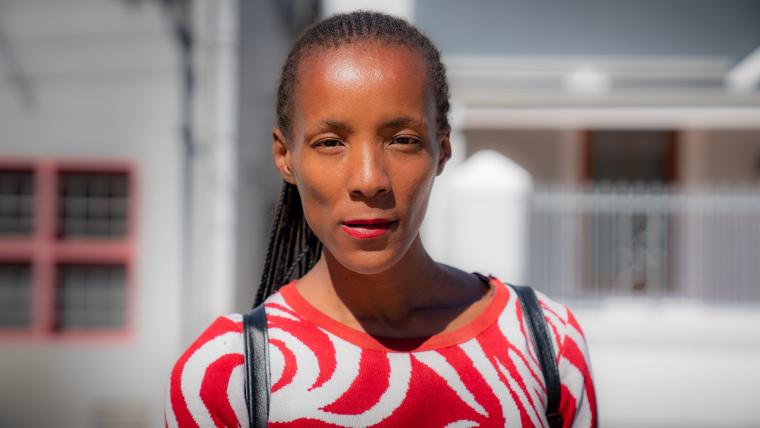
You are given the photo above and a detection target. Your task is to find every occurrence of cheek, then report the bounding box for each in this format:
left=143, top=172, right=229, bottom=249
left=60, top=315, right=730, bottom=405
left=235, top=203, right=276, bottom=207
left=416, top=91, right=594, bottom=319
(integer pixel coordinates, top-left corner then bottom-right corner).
left=393, top=159, right=437, bottom=223
left=292, top=156, right=338, bottom=232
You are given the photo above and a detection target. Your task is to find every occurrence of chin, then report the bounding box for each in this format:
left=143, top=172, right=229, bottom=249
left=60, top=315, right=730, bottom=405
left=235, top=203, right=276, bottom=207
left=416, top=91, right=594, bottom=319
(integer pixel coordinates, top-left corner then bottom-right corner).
left=327, top=244, right=408, bottom=276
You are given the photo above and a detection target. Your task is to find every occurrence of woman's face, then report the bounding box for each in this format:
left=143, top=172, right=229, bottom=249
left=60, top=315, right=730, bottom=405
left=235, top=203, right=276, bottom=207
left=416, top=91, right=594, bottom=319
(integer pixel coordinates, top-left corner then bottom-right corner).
left=273, top=42, right=450, bottom=275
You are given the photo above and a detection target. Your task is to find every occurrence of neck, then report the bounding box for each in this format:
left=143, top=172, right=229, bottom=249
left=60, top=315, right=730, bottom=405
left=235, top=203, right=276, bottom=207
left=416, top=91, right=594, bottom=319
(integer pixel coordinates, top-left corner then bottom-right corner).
left=296, top=236, right=484, bottom=335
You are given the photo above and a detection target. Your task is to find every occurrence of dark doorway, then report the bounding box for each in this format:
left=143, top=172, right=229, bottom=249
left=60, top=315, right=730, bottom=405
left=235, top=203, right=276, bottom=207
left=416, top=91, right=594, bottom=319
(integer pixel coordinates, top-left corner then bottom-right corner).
left=584, top=130, right=678, bottom=184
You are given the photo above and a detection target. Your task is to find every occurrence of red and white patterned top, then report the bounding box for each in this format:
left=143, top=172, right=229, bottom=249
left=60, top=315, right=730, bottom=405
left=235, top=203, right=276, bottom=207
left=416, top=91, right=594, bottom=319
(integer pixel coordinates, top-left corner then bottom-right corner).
left=166, top=277, right=597, bottom=427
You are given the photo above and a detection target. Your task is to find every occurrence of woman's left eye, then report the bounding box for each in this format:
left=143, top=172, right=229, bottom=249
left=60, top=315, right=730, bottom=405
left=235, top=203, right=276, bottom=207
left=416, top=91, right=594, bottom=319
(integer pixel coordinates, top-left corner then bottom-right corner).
left=390, top=136, right=421, bottom=146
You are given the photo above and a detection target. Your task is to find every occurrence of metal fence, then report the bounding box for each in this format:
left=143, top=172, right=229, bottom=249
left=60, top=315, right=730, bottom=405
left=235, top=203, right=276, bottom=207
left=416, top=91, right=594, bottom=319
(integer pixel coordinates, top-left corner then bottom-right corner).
left=529, top=185, right=760, bottom=302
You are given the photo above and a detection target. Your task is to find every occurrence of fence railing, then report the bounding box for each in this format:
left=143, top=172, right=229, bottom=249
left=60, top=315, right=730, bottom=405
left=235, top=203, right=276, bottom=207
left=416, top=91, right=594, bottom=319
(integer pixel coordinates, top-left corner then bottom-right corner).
left=529, top=185, right=760, bottom=302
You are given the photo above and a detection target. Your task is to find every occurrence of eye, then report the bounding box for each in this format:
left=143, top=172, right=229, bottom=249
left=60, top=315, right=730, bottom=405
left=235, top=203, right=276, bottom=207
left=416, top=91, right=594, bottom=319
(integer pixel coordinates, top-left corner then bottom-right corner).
left=390, top=136, right=421, bottom=146
left=312, top=138, right=345, bottom=152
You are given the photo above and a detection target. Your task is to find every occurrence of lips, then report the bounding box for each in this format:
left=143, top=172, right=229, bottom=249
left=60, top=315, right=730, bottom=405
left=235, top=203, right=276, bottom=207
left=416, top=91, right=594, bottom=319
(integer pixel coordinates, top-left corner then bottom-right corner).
left=341, top=218, right=397, bottom=239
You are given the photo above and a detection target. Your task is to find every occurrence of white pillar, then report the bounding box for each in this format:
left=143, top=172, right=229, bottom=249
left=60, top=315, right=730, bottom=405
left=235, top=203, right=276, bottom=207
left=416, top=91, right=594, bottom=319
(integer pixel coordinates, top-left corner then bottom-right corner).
left=437, top=150, right=533, bottom=283
left=187, top=0, right=239, bottom=336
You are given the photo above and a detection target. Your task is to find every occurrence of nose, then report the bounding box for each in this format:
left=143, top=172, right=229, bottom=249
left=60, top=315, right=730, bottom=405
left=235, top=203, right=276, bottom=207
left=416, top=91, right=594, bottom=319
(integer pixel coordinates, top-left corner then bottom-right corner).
left=347, top=143, right=391, bottom=199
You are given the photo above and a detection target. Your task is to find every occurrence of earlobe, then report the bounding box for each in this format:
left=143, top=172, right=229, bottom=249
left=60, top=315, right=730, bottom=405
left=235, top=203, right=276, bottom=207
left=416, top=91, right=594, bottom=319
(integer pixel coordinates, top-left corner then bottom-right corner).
left=272, top=128, right=297, bottom=184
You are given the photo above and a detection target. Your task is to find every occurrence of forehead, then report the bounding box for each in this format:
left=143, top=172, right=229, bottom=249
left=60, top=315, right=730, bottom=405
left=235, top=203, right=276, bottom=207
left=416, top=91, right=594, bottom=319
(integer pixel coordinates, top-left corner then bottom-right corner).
left=293, top=42, right=432, bottom=126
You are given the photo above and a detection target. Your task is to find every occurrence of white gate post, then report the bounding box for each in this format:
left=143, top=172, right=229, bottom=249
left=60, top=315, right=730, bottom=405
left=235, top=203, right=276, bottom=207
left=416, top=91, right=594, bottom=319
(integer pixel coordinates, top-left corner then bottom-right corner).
left=425, top=150, right=533, bottom=283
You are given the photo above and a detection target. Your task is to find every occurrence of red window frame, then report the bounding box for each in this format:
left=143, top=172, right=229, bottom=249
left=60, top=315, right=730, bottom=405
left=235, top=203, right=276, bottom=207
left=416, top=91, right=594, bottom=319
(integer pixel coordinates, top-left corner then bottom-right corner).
left=0, top=158, right=137, bottom=341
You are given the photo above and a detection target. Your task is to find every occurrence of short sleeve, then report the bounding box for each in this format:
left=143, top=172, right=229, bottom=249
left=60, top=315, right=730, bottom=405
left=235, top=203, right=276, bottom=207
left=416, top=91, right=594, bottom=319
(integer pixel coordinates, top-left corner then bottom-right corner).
left=164, top=314, right=249, bottom=428
left=536, top=293, right=598, bottom=428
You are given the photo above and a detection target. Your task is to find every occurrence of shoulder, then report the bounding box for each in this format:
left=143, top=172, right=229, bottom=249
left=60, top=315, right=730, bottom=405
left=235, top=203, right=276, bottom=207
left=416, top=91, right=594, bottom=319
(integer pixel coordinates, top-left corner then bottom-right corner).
left=529, top=288, right=597, bottom=427
left=531, top=289, right=577, bottom=354
left=165, top=314, right=247, bottom=428
left=530, top=289, right=590, bottom=367
left=486, top=278, right=597, bottom=425
left=493, top=279, right=587, bottom=362
left=164, top=291, right=298, bottom=428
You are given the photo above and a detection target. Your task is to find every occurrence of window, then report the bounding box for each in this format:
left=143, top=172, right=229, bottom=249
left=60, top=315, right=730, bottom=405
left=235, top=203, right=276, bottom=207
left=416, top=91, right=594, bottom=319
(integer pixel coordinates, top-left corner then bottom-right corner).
left=0, top=160, right=134, bottom=338
left=0, top=263, right=32, bottom=327
left=59, top=172, right=128, bottom=238
left=0, top=170, right=34, bottom=235
left=56, top=264, right=126, bottom=330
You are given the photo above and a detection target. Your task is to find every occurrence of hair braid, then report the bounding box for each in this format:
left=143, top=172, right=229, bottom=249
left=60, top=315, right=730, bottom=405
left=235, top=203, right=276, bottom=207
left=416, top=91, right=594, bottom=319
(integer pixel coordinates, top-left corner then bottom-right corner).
left=255, top=11, right=450, bottom=306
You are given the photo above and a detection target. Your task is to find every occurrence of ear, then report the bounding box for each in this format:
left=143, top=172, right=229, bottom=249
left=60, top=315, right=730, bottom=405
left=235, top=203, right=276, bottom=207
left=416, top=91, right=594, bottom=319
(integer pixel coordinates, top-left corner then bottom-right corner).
left=272, top=128, right=297, bottom=185
left=436, top=130, right=452, bottom=176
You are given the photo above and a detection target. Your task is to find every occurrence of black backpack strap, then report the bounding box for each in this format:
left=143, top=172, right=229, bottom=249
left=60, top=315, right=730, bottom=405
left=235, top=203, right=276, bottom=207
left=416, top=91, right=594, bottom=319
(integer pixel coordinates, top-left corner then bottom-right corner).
left=512, top=285, right=563, bottom=428
left=243, top=304, right=270, bottom=428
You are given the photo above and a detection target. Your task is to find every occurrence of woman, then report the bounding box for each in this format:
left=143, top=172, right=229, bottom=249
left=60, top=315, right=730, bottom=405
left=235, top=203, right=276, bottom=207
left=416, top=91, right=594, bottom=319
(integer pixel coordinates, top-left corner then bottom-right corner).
left=167, top=11, right=596, bottom=428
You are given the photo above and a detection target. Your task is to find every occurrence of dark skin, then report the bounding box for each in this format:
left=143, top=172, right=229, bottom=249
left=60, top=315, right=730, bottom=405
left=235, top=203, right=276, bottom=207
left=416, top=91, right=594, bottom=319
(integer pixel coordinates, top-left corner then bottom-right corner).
left=273, top=42, right=494, bottom=339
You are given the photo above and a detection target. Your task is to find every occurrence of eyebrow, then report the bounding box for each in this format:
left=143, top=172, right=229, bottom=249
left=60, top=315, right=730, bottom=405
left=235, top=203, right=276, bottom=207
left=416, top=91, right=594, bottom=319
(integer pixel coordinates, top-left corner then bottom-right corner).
left=380, top=117, right=418, bottom=129
left=318, top=119, right=354, bottom=133
left=315, top=116, right=424, bottom=134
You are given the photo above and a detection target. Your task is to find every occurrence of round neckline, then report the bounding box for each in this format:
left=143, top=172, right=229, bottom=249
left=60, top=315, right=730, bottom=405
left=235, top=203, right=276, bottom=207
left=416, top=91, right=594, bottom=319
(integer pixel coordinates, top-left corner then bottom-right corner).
left=276, top=275, right=509, bottom=353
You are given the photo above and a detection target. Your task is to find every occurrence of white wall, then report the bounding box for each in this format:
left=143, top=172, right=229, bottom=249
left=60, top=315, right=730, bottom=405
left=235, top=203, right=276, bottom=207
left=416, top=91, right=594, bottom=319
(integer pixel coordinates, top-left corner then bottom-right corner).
left=575, top=301, right=760, bottom=427
left=0, top=1, right=183, bottom=426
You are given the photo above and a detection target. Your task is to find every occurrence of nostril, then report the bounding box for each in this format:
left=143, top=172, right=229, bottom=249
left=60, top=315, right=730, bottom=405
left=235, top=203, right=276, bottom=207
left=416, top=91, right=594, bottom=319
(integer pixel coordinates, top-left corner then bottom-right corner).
left=350, top=185, right=389, bottom=199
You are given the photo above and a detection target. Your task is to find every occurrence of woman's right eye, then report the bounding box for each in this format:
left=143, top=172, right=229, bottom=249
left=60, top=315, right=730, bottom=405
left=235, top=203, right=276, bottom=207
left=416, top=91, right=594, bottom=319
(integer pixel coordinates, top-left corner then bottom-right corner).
left=312, top=138, right=345, bottom=152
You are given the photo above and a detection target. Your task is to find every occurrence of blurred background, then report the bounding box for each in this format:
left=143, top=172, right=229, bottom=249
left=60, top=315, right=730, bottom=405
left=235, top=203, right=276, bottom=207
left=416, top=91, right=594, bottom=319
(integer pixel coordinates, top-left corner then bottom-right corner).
left=1, top=0, right=759, bottom=426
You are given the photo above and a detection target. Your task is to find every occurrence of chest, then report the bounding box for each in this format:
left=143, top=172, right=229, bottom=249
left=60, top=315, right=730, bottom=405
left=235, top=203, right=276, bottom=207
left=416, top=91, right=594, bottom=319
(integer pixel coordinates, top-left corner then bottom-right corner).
left=265, top=323, right=549, bottom=427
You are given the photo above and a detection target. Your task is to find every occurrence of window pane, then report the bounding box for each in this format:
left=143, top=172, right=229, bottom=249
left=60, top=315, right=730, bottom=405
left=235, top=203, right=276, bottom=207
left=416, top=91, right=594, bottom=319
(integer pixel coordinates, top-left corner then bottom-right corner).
left=0, top=263, right=32, bottom=328
left=0, top=171, right=34, bottom=236
left=56, top=264, right=126, bottom=330
left=58, top=172, right=128, bottom=238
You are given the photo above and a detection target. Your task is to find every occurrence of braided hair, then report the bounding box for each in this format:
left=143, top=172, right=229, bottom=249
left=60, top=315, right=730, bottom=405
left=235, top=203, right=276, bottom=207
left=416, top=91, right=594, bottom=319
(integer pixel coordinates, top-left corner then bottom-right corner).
left=254, top=11, right=451, bottom=307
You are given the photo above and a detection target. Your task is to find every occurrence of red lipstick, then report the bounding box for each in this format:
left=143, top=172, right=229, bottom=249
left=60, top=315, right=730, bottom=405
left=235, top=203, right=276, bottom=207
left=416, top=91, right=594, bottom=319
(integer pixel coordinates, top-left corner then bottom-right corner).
left=341, top=218, right=396, bottom=239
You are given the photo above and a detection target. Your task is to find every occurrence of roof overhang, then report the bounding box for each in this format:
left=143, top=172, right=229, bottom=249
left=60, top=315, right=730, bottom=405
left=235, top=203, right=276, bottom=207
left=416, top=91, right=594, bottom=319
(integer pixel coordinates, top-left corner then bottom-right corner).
left=445, top=54, right=760, bottom=129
